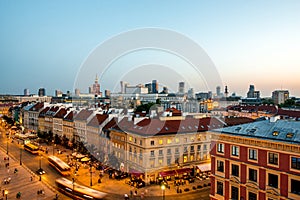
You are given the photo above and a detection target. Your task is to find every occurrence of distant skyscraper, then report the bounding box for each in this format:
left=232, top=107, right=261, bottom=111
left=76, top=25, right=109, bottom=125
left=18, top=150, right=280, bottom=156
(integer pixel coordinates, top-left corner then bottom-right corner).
left=38, top=88, right=46, bottom=97
left=105, top=90, right=111, bottom=98
left=55, top=90, right=63, bottom=97
left=272, top=90, right=289, bottom=105
left=224, top=85, right=228, bottom=97
left=75, top=88, right=80, bottom=96
left=152, top=80, right=158, bottom=93
left=92, top=74, right=101, bottom=96
left=216, top=86, right=221, bottom=97
left=88, top=86, right=93, bottom=94
left=247, top=84, right=260, bottom=98
left=178, top=82, right=185, bottom=94
left=145, top=83, right=152, bottom=94
left=187, top=88, right=194, bottom=99
left=24, top=88, right=29, bottom=96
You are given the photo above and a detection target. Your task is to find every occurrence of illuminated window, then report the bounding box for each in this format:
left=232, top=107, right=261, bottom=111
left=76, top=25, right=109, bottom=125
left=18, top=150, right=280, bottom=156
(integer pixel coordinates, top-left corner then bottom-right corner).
left=175, top=138, right=180, bottom=143
left=129, top=136, right=132, bottom=142
left=167, top=139, right=172, bottom=144
left=190, top=155, right=194, bottom=161
left=183, top=155, right=188, bottom=163
left=159, top=139, right=163, bottom=145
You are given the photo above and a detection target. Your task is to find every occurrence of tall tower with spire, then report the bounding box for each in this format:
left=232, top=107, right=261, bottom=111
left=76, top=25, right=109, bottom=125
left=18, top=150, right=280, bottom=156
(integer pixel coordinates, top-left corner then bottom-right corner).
left=92, top=74, right=101, bottom=96
left=224, top=85, right=228, bottom=98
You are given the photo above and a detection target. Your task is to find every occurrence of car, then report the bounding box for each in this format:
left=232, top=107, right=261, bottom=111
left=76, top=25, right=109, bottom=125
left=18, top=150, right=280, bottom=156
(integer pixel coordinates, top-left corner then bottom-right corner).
left=36, top=168, right=45, bottom=175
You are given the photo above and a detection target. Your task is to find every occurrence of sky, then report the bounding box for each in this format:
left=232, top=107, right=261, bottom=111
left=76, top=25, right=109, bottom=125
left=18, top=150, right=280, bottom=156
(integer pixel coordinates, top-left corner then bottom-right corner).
left=0, top=0, right=300, bottom=97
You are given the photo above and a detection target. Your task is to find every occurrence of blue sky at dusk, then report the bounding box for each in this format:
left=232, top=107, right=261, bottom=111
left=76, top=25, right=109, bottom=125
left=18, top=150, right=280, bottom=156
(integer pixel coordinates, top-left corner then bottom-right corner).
left=0, top=0, right=299, bottom=97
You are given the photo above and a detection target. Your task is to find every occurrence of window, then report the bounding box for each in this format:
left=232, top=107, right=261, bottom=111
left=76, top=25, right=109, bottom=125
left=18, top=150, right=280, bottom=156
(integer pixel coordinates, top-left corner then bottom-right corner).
left=140, top=140, right=142, bottom=145
left=167, top=157, right=171, bottom=165
left=190, top=146, right=194, bottom=152
left=291, top=157, right=300, bottom=170
left=129, top=146, right=132, bottom=153
left=217, top=143, right=224, bottom=153
left=184, top=146, right=188, bottom=153
left=159, top=139, right=163, bottom=145
left=175, top=138, right=179, bottom=143
left=268, top=152, right=278, bottom=165
left=159, top=150, right=163, bottom=156
left=175, top=156, right=179, bottom=164
left=129, top=136, right=132, bottom=142
left=183, top=155, right=188, bottom=163
left=167, top=148, right=171, bottom=155
left=167, top=139, right=172, bottom=144
left=268, top=173, right=278, bottom=188
left=150, top=140, right=154, bottom=146
left=231, top=186, right=239, bottom=200
left=248, top=192, right=257, bottom=200
left=184, top=138, right=188, bottom=143
left=232, top=145, right=239, bottom=156
left=197, top=145, right=201, bottom=151
left=249, top=168, right=257, bottom=182
left=203, top=144, right=207, bottom=151
left=175, top=148, right=179, bottom=154
left=249, top=149, right=257, bottom=160
left=217, top=181, right=223, bottom=195
left=134, top=138, right=137, bottom=143
left=217, top=160, right=224, bottom=172
left=159, top=159, right=163, bottom=165
left=150, top=150, right=154, bottom=157
left=150, top=159, right=155, bottom=168
left=291, top=179, right=300, bottom=195
left=231, top=164, right=239, bottom=177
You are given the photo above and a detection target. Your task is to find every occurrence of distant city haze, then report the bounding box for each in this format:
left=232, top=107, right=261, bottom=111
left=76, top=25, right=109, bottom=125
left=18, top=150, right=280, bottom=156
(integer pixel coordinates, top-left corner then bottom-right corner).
left=0, top=1, right=299, bottom=97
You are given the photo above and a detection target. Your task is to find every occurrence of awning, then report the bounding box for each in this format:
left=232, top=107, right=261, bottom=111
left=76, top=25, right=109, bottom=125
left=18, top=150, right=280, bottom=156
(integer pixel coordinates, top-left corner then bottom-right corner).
left=175, top=168, right=192, bottom=175
left=196, top=163, right=211, bottom=172
left=159, top=170, right=176, bottom=177
left=129, top=169, right=144, bottom=176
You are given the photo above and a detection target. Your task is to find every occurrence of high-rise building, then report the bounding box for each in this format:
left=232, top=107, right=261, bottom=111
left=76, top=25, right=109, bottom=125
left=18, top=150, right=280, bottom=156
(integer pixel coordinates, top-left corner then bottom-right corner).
left=145, top=83, right=152, bottom=94
left=272, top=90, right=289, bottom=105
left=75, top=88, right=80, bottom=96
left=216, top=86, right=221, bottom=97
left=55, top=90, right=63, bottom=97
left=187, top=88, right=194, bottom=99
left=152, top=80, right=158, bottom=93
left=247, top=84, right=260, bottom=98
left=178, top=82, right=185, bottom=94
left=224, top=85, right=228, bottom=97
left=24, top=88, right=29, bottom=96
left=38, top=88, right=46, bottom=97
left=92, top=74, right=101, bottom=96
left=88, top=86, right=93, bottom=94
left=105, top=90, right=111, bottom=98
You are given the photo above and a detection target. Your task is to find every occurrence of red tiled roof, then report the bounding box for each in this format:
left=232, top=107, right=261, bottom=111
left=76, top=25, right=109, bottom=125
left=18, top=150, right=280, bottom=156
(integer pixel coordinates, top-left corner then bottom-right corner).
left=63, top=111, right=74, bottom=121
left=224, top=117, right=255, bottom=126
left=54, top=108, right=68, bottom=118
left=103, top=117, right=118, bottom=130
left=121, top=117, right=224, bottom=136
left=228, top=105, right=278, bottom=114
left=38, top=107, right=50, bottom=117
left=277, top=108, right=300, bottom=118
left=87, top=114, right=108, bottom=127
left=29, top=102, right=44, bottom=111
left=74, top=109, right=93, bottom=121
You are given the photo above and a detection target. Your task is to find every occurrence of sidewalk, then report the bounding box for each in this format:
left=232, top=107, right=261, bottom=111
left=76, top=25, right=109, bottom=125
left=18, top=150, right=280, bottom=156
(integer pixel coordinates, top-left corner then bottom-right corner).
left=0, top=147, right=56, bottom=200
left=53, top=148, right=211, bottom=198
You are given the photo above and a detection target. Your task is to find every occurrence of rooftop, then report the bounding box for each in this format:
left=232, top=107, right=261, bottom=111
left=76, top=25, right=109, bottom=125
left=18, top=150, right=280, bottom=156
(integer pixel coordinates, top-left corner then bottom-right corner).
left=214, top=119, right=300, bottom=144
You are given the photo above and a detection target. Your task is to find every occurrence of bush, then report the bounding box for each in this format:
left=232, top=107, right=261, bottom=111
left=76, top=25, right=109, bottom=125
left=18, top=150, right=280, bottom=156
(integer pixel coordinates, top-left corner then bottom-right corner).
left=184, top=188, right=190, bottom=192
left=192, top=186, right=197, bottom=190
left=197, top=185, right=203, bottom=189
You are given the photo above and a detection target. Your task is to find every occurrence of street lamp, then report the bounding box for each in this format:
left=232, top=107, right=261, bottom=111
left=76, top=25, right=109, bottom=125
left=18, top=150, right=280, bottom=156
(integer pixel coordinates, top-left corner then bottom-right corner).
left=90, top=162, right=93, bottom=186
left=4, top=189, right=8, bottom=200
left=161, top=184, right=166, bottom=200
left=20, top=145, right=23, bottom=165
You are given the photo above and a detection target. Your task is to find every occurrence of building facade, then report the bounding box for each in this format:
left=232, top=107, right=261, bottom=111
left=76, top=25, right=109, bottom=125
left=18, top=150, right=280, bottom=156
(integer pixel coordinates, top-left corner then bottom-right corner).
left=210, top=119, right=300, bottom=200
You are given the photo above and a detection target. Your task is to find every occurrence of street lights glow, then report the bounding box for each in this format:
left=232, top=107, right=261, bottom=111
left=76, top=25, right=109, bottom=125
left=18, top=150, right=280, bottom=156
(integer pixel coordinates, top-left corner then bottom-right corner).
left=4, top=189, right=8, bottom=200
left=161, top=184, right=166, bottom=200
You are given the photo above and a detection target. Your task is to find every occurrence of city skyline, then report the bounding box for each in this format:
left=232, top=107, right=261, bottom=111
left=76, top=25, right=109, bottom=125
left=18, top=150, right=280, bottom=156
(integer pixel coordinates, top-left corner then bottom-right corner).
left=1, top=1, right=300, bottom=97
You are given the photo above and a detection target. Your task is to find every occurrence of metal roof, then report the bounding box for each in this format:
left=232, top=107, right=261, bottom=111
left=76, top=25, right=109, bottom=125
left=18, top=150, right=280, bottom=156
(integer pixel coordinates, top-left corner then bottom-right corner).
left=213, top=119, right=300, bottom=144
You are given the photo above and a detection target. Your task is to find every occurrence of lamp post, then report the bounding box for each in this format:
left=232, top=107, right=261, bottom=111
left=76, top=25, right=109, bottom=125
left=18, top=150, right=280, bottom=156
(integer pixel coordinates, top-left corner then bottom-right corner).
left=4, top=189, right=8, bottom=200
left=90, top=162, right=93, bottom=186
left=20, top=145, right=22, bottom=165
left=39, top=154, right=43, bottom=181
left=161, top=184, right=166, bottom=200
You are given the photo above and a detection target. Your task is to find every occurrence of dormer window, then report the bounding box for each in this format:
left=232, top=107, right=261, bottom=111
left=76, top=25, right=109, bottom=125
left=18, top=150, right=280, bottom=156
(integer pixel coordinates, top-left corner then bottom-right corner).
left=272, top=131, right=279, bottom=136
left=286, top=133, right=294, bottom=138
